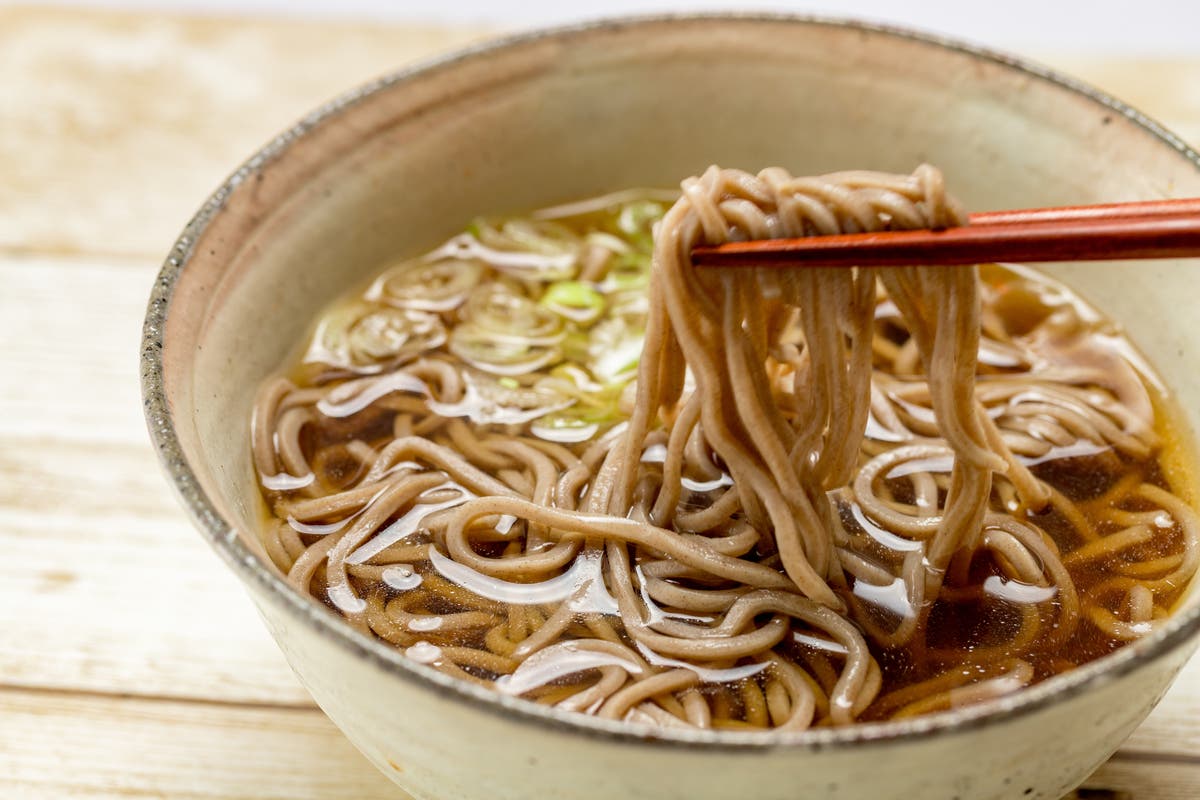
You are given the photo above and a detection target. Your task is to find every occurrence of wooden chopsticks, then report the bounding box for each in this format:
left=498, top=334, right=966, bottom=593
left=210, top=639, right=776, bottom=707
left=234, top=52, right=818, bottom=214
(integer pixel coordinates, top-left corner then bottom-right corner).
left=691, top=198, right=1200, bottom=268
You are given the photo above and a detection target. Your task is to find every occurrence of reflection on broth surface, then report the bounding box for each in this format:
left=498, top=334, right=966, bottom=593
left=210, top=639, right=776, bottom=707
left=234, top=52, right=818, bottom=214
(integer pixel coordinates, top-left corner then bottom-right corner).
left=252, top=167, right=1197, bottom=730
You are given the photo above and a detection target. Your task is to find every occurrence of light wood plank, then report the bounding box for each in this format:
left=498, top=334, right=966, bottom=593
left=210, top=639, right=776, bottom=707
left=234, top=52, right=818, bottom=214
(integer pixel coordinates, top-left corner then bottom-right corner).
left=0, top=688, right=407, bottom=800
left=0, top=7, right=489, bottom=259
left=1122, top=658, right=1200, bottom=759
left=1081, top=757, right=1200, bottom=800
left=0, top=494, right=311, bottom=706
left=0, top=252, right=310, bottom=705
left=0, top=253, right=161, bottom=443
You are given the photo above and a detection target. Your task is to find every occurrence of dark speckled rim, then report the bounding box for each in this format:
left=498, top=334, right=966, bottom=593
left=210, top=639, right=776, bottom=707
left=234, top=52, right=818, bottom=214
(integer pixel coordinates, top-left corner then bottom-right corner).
left=142, top=13, right=1200, bottom=752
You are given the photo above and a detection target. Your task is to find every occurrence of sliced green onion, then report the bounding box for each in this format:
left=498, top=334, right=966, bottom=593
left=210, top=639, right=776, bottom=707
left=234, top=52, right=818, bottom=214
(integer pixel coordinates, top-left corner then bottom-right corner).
left=586, top=315, right=645, bottom=382
left=448, top=328, right=563, bottom=376
left=448, top=284, right=566, bottom=376
left=616, top=200, right=667, bottom=248
left=464, top=283, right=565, bottom=344
left=466, top=217, right=581, bottom=281
left=374, top=256, right=483, bottom=312
left=584, top=231, right=632, bottom=254
left=308, top=302, right=446, bottom=370
left=540, top=281, right=606, bottom=325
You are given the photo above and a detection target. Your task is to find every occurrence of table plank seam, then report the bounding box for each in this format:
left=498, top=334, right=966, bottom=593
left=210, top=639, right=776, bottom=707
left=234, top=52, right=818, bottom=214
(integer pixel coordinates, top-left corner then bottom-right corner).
left=0, top=243, right=163, bottom=265
left=1106, top=748, right=1200, bottom=766
left=0, top=683, right=319, bottom=714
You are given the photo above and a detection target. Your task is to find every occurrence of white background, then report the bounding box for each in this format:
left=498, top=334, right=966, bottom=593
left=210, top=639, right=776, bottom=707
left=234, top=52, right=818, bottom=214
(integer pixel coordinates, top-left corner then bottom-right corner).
left=60, top=0, right=1200, bottom=55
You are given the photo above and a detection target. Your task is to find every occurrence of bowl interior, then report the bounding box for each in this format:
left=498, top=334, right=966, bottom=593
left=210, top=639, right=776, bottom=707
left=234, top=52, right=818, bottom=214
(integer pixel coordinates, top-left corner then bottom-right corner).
left=153, top=15, right=1200, bottom=740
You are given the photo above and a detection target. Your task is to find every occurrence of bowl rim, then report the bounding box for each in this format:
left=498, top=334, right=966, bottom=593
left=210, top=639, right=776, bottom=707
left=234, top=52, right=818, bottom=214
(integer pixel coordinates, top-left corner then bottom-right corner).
left=141, top=11, right=1200, bottom=752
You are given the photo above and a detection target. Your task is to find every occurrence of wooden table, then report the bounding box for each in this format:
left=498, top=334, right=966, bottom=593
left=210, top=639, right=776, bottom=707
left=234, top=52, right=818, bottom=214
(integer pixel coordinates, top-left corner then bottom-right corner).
left=2, top=8, right=1198, bottom=798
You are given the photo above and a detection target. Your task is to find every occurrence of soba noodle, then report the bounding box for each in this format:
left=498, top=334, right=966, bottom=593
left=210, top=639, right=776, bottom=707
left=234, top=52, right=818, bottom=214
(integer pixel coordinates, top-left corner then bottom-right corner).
left=251, top=165, right=1198, bottom=730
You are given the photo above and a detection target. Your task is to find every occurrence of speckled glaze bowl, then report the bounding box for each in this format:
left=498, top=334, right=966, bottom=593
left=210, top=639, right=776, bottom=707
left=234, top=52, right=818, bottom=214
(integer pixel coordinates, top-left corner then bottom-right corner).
left=142, top=15, right=1200, bottom=800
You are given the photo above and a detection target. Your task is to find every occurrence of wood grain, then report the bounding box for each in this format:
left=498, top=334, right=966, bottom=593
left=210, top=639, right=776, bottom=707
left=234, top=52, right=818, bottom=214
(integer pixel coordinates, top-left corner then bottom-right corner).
left=0, top=7, right=488, bottom=260
left=0, top=252, right=311, bottom=705
left=1, top=6, right=1197, bottom=800
left=1078, top=761, right=1200, bottom=800
left=0, top=688, right=406, bottom=800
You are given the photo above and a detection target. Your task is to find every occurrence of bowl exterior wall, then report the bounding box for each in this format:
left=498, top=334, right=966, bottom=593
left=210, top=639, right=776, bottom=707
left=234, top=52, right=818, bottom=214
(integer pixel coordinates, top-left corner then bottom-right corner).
left=250, top=579, right=1197, bottom=800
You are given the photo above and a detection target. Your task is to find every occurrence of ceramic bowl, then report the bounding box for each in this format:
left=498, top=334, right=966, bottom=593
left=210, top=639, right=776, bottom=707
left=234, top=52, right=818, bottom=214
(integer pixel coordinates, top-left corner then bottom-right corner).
left=142, top=15, right=1200, bottom=800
